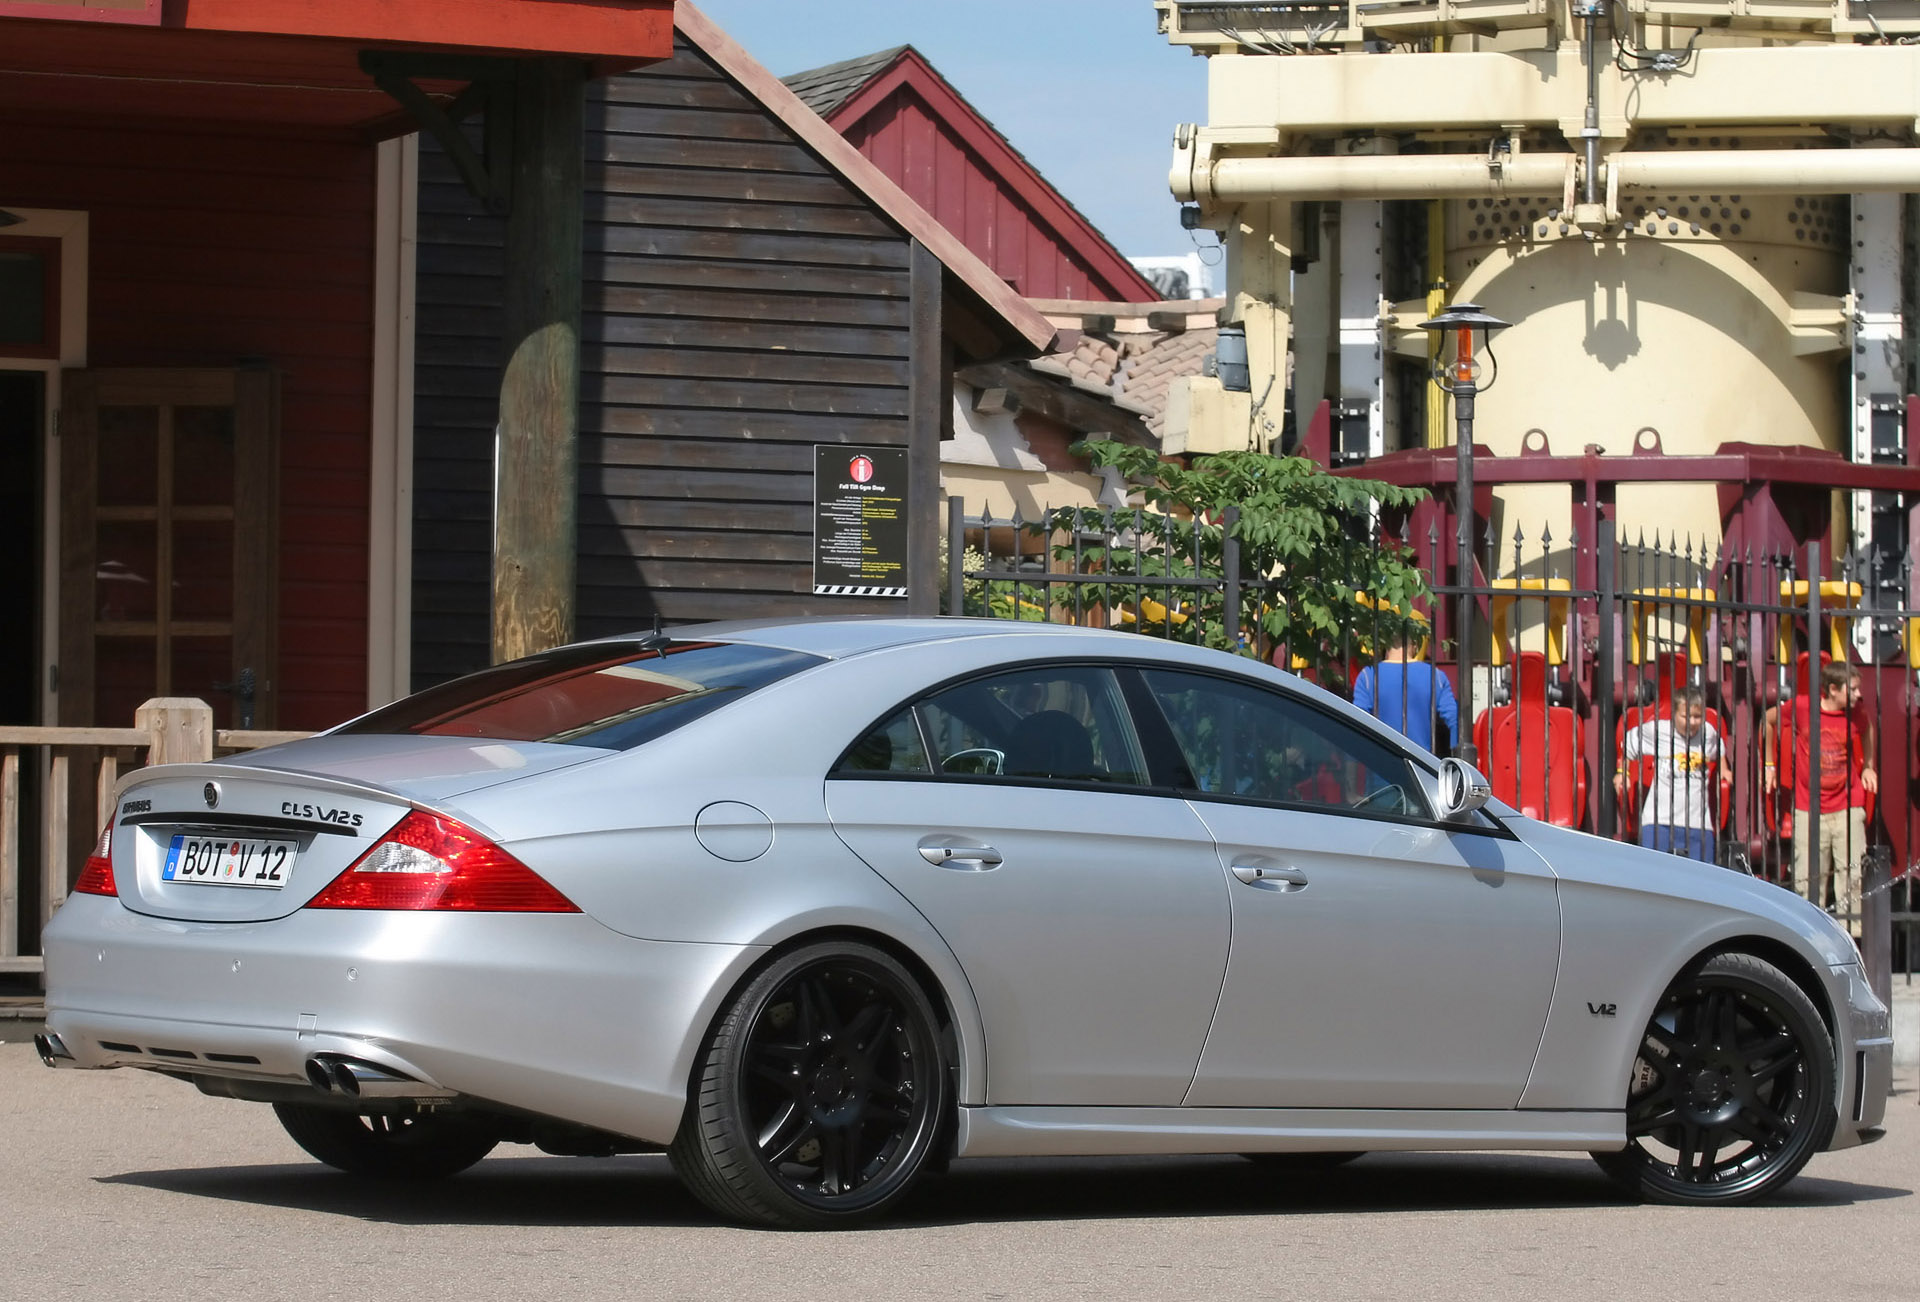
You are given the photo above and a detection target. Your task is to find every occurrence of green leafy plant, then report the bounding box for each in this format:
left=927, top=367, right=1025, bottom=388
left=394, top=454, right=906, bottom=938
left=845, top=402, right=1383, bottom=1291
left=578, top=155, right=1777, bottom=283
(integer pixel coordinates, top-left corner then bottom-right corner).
left=1063, top=442, right=1433, bottom=675
left=941, top=539, right=1052, bottom=619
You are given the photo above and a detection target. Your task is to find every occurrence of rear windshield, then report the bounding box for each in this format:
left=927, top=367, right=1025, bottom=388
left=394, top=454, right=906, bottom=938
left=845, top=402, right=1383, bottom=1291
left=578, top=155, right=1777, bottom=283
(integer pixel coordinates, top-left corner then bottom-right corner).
left=333, top=641, right=824, bottom=750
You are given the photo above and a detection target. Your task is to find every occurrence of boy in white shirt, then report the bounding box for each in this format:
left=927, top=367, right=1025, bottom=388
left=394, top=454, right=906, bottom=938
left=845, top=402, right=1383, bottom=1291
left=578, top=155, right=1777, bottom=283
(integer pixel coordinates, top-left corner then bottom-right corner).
left=1613, top=686, right=1728, bottom=863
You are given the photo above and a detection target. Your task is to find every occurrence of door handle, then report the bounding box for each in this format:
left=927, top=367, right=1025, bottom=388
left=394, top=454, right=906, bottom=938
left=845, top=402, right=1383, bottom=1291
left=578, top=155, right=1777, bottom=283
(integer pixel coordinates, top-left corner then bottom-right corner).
left=1230, top=860, right=1308, bottom=889
left=917, top=838, right=1003, bottom=870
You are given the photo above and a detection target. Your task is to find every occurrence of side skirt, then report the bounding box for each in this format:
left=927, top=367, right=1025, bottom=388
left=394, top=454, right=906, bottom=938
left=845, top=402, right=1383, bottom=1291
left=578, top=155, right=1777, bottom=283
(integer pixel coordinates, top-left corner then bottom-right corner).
left=954, top=1106, right=1625, bottom=1159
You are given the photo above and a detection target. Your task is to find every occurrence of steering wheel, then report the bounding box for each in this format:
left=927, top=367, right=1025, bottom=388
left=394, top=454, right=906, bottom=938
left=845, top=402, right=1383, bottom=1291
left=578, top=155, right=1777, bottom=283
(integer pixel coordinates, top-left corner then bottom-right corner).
left=1349, top=784, right=1410, bottom=816
left=942, top=747, right=1005, bottom=776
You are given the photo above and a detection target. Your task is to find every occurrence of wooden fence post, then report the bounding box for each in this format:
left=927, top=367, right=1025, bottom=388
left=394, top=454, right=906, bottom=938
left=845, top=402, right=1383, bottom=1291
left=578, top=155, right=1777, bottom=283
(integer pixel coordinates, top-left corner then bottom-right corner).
left=135, top=698, right=216, bottom=766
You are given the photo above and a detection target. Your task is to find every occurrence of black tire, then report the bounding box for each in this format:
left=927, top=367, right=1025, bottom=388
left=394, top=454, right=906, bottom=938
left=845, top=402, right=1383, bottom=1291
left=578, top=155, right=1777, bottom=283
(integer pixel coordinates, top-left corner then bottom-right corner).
left=1242, top=1151, right=1366, bottom=1172
left=669, top=940, right=950, bottom=1229
left=272, top=1103, right=499, bottom=1180
left=1590, top=953, right=1835, bottom=1205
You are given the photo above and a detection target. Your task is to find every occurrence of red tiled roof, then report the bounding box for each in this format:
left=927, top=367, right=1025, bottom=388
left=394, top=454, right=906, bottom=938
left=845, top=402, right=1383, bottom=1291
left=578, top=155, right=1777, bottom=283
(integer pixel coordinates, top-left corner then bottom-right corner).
left=1120, top=328, right=1217, bottom=437
left=1022, top=300, right=1223, bottom=438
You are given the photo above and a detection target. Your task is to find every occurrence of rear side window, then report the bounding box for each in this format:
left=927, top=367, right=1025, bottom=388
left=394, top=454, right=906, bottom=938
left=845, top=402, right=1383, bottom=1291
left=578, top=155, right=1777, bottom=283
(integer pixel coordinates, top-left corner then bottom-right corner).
left=835, top=707, right=932, bottom=774
left=335, top=641, right=823, bottom=750
left=835, top=664, right=1149, bottom=786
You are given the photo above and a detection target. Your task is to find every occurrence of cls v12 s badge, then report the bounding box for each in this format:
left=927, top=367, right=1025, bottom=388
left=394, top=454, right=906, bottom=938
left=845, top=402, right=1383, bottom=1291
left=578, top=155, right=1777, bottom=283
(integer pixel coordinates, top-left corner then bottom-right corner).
left=280, top=802, right=364, bottom=828
left=1587, top=1001, right=1618, bottom=1017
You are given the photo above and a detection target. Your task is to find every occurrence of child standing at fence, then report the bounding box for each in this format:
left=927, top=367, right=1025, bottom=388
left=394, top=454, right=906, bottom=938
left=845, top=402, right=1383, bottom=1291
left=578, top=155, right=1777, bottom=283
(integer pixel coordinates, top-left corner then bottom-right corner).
left=1352, top=638, right=1458, bottom=755
left=1615, top=685, right=1727, bottom=863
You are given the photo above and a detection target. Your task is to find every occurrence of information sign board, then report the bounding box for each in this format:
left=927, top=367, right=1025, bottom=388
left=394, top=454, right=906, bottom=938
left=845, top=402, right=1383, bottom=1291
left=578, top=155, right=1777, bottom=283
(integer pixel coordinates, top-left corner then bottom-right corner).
left=813, top=445, right=908, bottom=598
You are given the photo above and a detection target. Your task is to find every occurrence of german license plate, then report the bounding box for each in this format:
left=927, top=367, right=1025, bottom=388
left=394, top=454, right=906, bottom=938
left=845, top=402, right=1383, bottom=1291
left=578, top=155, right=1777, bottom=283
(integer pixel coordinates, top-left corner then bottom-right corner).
left=163, top=834, right=296, bottom=889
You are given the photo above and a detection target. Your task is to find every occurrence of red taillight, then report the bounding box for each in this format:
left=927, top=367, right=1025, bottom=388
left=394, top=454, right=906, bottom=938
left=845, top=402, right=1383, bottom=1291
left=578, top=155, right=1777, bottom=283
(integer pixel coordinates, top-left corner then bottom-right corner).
left=306, top=810, right=578, bottom=913
left=73, top=821, right=117, bottom=897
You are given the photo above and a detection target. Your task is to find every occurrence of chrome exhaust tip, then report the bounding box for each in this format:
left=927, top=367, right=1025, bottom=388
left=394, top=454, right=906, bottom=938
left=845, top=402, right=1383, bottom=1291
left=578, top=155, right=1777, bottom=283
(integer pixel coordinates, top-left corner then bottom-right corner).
left=304, top=1056, right=338, bottom=1094
left=328, top=1058, right=363, bottom=1098
left=305, top=1053, right=456, bottom=1101
left=33, top=1032, right=74, bottom=1068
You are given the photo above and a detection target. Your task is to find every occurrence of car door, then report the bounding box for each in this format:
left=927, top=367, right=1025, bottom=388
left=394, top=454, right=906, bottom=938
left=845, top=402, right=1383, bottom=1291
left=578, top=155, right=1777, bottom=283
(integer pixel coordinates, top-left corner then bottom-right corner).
left=1131, top=666, right=1562, bottom=1110
left=825, top=663, right=1230, bottom=1107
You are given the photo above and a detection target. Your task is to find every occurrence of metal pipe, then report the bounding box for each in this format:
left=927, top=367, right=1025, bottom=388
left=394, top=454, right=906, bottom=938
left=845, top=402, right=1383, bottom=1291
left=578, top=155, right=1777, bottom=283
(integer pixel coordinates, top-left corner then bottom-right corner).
left=1183, top=149, right=1920, bottom=204
left=1608, top=149, right=1920, bottom=194
left=33, top=1032, right=73, bottom=1068
left=1581, top=5, right=1601, bottom=207
left=1190, top=152, right=1572, bottom=202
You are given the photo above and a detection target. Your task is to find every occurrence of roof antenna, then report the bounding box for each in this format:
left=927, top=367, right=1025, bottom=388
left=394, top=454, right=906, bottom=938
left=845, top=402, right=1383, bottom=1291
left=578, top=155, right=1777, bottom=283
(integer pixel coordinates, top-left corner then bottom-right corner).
left=639, top=611, right=670, bottom=653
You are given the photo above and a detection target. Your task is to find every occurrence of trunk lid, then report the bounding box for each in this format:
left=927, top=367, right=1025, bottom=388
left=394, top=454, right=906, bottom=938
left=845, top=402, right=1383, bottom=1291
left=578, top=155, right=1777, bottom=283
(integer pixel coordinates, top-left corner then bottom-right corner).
left=217, top=734, right=609, bottom=803
left=103, top=739, right=604, bottom=923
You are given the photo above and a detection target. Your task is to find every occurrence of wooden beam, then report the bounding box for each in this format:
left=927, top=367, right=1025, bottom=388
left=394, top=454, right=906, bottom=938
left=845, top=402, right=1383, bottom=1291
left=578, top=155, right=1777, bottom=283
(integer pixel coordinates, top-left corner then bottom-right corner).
left=957, top=361, right=1157, bottom=447
left=494, top=58, right=585, bottom=663
left=907, top=242, right=946, bottom=618
left=169, top=1, right=675, bottom=62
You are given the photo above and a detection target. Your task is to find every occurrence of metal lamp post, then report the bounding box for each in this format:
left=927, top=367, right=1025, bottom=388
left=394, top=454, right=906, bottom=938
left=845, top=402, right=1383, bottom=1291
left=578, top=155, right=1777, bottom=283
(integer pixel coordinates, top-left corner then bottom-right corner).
left=1417, top=302, right=1510, bottom=758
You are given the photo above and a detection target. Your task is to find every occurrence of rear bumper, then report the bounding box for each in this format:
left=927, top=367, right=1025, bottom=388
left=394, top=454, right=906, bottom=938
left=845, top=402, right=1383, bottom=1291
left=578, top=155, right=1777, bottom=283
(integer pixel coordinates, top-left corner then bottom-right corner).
left=42, top=894, right=762, bottom=1145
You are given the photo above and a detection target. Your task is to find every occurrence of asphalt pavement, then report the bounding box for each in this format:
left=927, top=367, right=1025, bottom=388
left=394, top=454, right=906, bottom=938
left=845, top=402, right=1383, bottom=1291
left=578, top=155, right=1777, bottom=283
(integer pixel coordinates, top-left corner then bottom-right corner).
left=1, top=1035, right=1914, bottom=1302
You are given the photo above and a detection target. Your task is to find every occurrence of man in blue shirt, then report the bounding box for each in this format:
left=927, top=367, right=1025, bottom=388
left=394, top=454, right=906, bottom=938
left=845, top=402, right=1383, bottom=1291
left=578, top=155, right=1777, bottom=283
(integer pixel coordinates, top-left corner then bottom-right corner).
left=1352, top=640, right=1460, bottom=755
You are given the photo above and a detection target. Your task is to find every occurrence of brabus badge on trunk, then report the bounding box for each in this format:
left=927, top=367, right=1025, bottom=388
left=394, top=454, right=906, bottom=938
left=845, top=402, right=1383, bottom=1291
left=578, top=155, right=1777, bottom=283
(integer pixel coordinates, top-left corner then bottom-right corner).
left=203, top=782, right=220, bottom=810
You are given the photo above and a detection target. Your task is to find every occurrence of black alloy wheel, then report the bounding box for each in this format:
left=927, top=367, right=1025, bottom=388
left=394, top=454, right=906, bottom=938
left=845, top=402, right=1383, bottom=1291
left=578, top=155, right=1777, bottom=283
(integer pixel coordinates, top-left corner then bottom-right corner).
left=1590, top=953, right=1835, bottom=1205
left=272, top=1102, right=500, bottom=1179
left=670, top=941, right=949, bottom=1229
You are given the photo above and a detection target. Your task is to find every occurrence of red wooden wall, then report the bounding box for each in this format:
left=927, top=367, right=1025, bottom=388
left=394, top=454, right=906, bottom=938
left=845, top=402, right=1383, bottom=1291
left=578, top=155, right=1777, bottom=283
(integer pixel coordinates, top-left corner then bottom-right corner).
left=837, top=82, right=1155, bottom=303
left=0, top=120, right=373, bottom=730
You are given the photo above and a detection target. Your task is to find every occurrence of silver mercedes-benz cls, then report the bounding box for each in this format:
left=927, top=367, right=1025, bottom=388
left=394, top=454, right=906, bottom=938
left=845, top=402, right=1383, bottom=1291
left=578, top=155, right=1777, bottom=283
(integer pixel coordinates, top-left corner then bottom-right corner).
left=39, top=619, right=1892, bottom=1226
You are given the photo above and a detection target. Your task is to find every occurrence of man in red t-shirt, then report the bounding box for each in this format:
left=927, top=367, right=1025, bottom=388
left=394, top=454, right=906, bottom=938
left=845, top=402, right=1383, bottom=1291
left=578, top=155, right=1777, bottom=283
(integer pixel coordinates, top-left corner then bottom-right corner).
left=1771, top=661, right=1877, bottom=935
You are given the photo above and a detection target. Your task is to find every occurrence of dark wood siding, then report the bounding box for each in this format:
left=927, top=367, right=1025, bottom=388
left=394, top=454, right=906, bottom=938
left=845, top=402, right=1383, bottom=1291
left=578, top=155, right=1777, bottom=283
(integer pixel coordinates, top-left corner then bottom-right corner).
left=413, top=35, right=917, bottom=688
left=0, top=120, right=373, bottom=730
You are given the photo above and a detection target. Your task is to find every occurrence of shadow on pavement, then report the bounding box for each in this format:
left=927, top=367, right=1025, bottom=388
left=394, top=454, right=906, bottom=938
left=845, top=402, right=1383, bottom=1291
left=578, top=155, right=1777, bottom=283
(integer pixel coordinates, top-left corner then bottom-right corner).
left=98, top=1148, right=1911, bottom=1229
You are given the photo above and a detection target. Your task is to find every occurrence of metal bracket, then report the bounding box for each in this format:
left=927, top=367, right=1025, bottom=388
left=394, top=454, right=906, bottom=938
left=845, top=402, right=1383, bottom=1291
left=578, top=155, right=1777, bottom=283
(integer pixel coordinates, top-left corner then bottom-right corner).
left=360, top=51, right=519, bottom=215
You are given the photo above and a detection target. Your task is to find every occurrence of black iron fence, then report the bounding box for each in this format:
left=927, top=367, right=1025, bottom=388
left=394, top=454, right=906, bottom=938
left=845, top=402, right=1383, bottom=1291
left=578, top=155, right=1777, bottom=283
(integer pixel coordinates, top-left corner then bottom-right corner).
left=948, top=497, right=1919, bottom=989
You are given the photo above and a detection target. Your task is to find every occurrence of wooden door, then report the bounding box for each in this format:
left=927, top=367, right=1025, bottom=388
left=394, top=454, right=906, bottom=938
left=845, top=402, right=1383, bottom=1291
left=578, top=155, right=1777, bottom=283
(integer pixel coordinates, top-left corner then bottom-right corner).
left=58, top=368, right=279, bottom=729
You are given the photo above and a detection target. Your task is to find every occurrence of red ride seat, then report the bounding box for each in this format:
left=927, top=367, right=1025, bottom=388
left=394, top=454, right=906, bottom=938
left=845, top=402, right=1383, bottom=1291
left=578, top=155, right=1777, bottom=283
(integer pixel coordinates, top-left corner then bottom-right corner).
left=1472, top=651, right=1587, bottom=827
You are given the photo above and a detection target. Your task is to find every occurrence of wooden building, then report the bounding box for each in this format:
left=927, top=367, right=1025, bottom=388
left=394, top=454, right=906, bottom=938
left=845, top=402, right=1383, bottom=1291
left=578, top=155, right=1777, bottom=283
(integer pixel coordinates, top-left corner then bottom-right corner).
left=0, top=0, right=677, bottom=737
left=409, top=8, right=1055, bottom=688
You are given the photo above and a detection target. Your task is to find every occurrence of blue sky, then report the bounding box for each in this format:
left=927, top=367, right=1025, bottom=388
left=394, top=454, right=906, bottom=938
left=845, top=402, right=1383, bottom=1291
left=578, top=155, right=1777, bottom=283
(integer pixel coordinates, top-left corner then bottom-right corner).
left=693, top=0, right=1211, bottom=261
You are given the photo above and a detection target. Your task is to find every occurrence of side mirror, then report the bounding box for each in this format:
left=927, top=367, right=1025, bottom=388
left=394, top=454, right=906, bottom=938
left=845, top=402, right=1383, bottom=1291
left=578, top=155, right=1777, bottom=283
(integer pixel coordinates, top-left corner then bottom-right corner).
left=1438, top=758, right=1492, bottom=822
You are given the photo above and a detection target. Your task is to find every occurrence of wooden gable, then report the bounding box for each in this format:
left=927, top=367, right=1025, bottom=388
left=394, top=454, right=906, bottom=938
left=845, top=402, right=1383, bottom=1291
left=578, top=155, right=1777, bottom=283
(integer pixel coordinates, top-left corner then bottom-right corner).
left=788, top=47, right=1159, bottom=303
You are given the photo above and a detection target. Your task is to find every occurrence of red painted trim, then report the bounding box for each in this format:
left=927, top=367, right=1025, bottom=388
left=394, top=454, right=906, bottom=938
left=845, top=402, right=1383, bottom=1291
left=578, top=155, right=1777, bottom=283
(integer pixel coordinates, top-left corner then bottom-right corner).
left=167, top=0, right=673, bottom=59
left=825, top=49, right=1159, bottom=302
left=674, top=2, right=1055, bottom=356
left=0, top=0, right=158, bottom=23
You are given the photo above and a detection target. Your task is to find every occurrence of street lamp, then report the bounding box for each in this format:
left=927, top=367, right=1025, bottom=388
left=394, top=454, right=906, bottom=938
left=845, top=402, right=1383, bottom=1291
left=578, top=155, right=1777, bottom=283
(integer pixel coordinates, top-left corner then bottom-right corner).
left=1418, top=301, right=1509, bottom=758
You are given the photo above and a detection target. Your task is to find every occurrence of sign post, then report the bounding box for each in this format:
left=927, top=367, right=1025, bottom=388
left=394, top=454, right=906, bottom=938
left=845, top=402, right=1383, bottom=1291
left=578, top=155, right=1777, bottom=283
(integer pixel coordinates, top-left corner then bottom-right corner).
left=813, top=445, right=909, bottom=599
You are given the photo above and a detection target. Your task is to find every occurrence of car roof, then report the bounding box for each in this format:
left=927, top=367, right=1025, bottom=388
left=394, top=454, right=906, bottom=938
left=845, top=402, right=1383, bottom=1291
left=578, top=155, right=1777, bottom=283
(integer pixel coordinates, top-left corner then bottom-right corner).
left=608, top=617, right=1134, bottom=660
